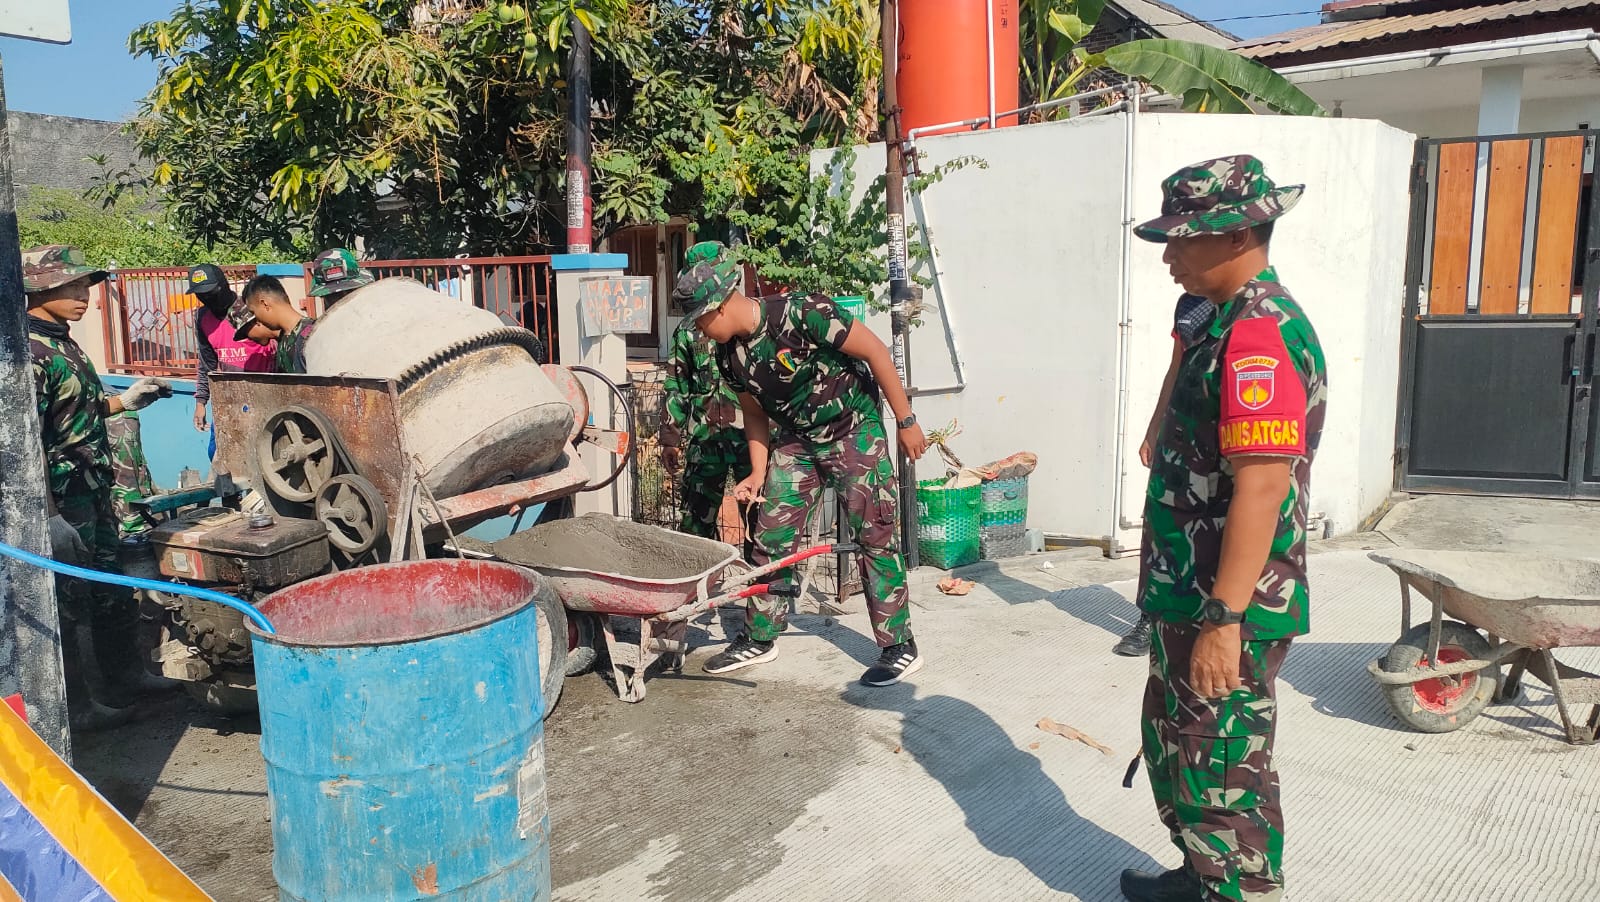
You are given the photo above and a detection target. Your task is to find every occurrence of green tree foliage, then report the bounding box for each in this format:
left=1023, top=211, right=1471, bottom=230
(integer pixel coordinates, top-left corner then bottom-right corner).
left=17, top=186, right=277, bottom=268
left=1020, top=0, right=1323, bottom=118
left=128, top=1, right=881, bottom=259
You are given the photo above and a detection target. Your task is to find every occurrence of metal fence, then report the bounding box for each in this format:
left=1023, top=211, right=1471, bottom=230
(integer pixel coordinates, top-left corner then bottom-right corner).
left=99, top=256, right=558, bottom=375
left=363, top=257, right=558, bottom=361
left=104, top=266, right=258, bottom=376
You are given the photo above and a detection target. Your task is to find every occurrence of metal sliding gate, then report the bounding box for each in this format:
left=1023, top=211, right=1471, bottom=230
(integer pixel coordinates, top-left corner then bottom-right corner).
left=1399, top=130, right=1600, bottom=497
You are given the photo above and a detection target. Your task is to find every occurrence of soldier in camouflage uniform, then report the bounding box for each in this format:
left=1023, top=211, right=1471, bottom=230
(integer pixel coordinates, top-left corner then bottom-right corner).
left=106, top=412, right=158, bottom=539
left=659, top=311, right=753, bottom=543
left=307, top=247, right=375, bottom=309
left=1114, top=293, right=1216, bottom=658
left=25, top=246, right=175, bottom=729
left=1120, top=157, right=1327, bottom=902
left=673, top=242, right=931, bottom=686
left=241, top=274, right=316, bottom=373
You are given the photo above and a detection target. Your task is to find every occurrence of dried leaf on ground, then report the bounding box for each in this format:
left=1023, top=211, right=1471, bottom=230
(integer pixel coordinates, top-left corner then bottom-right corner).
left=1037, top=717, right=1114, bottom=756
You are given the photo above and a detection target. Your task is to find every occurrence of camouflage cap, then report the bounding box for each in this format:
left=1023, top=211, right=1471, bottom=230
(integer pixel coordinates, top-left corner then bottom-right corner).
left=308, top=247, right=374, bottom=297
left=1134, top=154, right=1303, bottom=243
left=22, top=245, right=108, bottom=294
left=672, top=241, right=741, bottom=318
left=228, top=295, right=261, bottom=342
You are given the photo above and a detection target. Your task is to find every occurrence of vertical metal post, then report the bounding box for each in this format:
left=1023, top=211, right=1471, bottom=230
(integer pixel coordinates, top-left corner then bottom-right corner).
left=0, top=54, right=72, bottom=758
left=881, top=0, right=919, bottom=567
left=565, top=13, right=594, bottom=254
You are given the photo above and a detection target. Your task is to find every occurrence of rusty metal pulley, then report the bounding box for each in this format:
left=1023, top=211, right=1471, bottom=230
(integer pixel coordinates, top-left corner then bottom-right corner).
left=314, top=475, right=388, bottom=556
left=255, top=407, right=341, bottom=503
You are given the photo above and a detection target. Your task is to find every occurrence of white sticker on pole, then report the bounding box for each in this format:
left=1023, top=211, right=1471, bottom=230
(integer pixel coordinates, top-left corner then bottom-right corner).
left=886, top=213, right=907, bottom=282
left=565, top=169, right=586, bottom=229
left=0, top=1, right=71, bottom=44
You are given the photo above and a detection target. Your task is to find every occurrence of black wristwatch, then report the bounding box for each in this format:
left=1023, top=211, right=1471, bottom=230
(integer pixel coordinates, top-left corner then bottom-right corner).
left=897, top=413, right=917, bottom=430
left=1201, top=598, right=1245, bottom=626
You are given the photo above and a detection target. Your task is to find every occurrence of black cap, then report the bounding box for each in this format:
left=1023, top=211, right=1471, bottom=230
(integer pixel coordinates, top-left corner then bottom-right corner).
left=187, top=264, right=230, bottom=298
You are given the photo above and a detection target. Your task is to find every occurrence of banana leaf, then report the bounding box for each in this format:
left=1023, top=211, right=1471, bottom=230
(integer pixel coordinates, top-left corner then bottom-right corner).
left=1102, top=39, right=1325, bottom=117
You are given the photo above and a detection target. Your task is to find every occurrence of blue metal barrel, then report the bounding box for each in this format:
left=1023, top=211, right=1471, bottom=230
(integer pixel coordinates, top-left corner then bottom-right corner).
left=248, top=560, right=550, bottom=901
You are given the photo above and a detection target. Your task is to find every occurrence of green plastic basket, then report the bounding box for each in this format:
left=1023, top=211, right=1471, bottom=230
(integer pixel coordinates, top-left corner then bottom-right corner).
left=917, top=479, right=981, bottom=570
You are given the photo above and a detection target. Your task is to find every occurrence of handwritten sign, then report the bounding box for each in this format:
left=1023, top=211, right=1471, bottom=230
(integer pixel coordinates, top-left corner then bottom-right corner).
left=579, top=276, right=653, bottom=336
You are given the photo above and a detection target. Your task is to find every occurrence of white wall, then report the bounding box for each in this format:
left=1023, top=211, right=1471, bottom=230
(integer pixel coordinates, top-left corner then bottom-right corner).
left=1130, top=115, right=1414, bottom=541
left=816, top=113, right=1414, bottom=549
left=818, top=116, right=1131, bottom=545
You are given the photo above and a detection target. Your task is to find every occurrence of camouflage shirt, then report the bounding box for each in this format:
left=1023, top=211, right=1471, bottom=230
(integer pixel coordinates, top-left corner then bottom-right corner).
left=276, top=316, right=316, bottom=374
left=29, top=317, right=113, bottom=499
left=660, top=318, right=743, bottom=449
left=716, top=293, right=880, bottom=446
left=1140, top=268, right=1328, bottom=640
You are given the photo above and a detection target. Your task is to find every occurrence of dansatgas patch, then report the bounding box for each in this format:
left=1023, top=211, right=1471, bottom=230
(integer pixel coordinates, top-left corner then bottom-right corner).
left=1219, top=317, right=1306, bottom=456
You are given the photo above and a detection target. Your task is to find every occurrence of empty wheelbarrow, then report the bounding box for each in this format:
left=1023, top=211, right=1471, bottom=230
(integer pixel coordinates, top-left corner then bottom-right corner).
left=487, top=514, right=852, bottom=702
left=1369, top=550, right=1600, bottom=744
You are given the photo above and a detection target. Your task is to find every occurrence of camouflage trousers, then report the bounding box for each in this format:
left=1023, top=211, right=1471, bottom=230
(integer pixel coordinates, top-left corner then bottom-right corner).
left=748, top=416, right=911, bottom=647
left=1143, top=620, right=1291, bottom=902
left=107, top=411, right=157, bottom=539
left=678, top=430, right=752, bottom=541
left=56, top=486, right=142, bottom=700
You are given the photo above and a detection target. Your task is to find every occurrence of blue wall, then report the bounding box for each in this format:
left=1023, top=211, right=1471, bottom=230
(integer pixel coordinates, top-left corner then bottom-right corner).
left=103, top=375, right=211, bottom=491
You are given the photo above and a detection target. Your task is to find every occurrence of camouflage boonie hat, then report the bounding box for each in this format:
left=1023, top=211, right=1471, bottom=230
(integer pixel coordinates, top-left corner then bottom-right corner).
left=308, top=247, right=374, bottom=297
left=22, top=245, right=108, bottom=294
left=228, top=295, right=261, bottom=342
left=1134, top=154, right=1303, bottom=243
left=672, top=241, right=741, bottom=318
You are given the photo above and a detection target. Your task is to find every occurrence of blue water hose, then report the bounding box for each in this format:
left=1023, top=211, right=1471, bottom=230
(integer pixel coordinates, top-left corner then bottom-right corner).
left=0, top=539, right=275, bottom=634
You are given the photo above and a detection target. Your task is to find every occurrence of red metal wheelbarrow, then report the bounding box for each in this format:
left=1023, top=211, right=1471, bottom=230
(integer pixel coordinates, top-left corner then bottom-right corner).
left=1369, top=550, right=1600, bottom=744
left=486, top=514, right=853, bottom=702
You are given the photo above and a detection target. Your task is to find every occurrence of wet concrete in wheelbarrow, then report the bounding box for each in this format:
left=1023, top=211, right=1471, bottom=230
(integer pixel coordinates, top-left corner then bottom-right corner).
left=493, top=515, right=732, bottom=580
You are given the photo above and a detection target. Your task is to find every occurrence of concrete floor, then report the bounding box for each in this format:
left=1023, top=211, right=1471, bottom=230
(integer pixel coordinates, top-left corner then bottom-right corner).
left=74, top=494, right=1600, bottom=901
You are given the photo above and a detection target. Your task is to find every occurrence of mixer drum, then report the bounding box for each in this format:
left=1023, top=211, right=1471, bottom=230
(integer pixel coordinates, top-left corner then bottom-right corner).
left=303, top=278, right=574, bottom=498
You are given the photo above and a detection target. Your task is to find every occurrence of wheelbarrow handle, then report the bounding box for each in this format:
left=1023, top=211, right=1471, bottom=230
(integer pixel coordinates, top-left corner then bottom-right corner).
left=729, top=580, right=801, bottom=602
left=717, top=543, right=856, bottom=593
left=668, top=543, right=856, bottom=623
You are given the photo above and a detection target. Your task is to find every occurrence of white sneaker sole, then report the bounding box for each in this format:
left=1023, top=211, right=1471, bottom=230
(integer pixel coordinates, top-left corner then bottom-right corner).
left=861, top=653, right=925, bottom=687
left=701, top=644, right=779, bottom=674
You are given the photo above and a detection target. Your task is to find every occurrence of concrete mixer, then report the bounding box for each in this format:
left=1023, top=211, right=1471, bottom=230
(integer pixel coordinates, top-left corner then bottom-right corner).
left=129, top=277, right=632, bottom=714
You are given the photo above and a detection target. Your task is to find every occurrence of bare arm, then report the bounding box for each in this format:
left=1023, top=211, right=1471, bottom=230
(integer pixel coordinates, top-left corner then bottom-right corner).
left=739, top=392, right=771, bottom=483
left=838, top=321, right=911, bottom=422
left=1213, top=457, right=1292, bottom=608
left=1190, top=456, right=1293, bottom=697
left=1146, top=338, right=1184, bottom=444
left=837, top=321, right=928, bottom=459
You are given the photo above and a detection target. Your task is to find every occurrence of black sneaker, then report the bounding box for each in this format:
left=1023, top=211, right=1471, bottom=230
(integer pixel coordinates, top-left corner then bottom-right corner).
left=860, top=639, right=923, bottom=686
left=1113, top=613, right=1153, bottom=657
left=702, top=634, right=778, bottom=674
left=1119, top=865, right=1204, bottom=902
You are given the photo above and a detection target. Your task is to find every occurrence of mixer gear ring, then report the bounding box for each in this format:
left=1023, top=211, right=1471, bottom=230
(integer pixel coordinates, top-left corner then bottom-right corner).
left=314, top=475, right=388, bottom=556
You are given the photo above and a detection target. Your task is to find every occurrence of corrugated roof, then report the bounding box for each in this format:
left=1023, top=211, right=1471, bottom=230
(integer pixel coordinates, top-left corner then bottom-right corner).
left=1234, top=0, right=1599, bottom=59
left=1114, top=0, right=1237, bottom=46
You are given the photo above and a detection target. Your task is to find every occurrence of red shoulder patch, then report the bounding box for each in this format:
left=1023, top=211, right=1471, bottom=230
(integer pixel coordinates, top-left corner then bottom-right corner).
left=1219, top=317, right=1306, bottom=457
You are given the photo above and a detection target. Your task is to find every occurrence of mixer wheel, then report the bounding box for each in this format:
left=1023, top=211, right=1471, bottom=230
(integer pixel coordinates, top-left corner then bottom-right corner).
left=256, top=407, right=338, bottom=503
left=314, top=475, right=389, bottom=556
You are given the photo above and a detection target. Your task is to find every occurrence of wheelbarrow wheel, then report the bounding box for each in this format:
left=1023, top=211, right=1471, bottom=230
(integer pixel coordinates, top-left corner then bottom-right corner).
left=532, top=581, right=568, bottom=720
left=1380, top=621, right=1497, bottom=734
left=564, top=612, right=600, bottom=677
